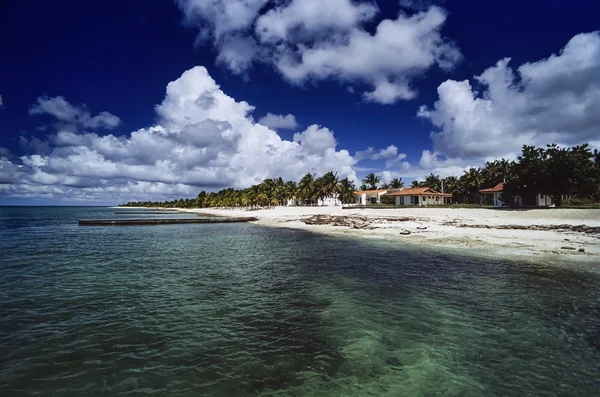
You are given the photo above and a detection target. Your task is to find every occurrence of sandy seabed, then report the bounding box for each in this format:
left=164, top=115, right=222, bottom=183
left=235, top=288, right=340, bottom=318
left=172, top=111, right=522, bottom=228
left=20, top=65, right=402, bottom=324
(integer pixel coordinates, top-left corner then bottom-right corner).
left=174, top=206, right=600, bottom=264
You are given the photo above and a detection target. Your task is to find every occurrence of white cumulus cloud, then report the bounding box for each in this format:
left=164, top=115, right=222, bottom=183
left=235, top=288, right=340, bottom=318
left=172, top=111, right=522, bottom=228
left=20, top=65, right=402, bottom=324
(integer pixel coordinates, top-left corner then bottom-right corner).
left=257, top=113, right=299, bottom=129
left=418, top=31, right=600, bottom=161
left=29, top=96, right=121, bottom=130
left=2, top=66, right=357, bottom=203
left=176, top=0, right=460, bottom=104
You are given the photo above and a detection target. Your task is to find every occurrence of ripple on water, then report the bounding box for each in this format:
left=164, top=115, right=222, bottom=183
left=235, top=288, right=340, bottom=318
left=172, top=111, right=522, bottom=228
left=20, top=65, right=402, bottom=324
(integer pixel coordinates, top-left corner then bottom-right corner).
left=1, top=207, right=600, bottom=396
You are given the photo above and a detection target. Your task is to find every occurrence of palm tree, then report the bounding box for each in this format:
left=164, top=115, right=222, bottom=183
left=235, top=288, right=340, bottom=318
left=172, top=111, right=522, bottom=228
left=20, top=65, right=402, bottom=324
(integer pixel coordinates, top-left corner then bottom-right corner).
left=283, top=180, right=297, bottom=205
left=338, top=178, right=357, bottom=204
left=389, top=178, right=404, bottom=189
left=423, top=173, right=441, bottom=191
left=460, top=167, right=482, bottom=203
left=323, top=172, right=339, bottom=194
left=411, top=180, right=421, bottom=188
left=380, top=183, right=390, bottom=189
left=298, top=173, right=316, bottom=204
left=362, top=173, right=381, bottom=190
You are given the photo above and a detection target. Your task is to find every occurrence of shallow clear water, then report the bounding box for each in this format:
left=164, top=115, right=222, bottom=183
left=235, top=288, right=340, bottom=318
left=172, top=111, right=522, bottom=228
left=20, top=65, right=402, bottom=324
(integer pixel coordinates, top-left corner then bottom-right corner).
left=1, top=207, right=599, bottom=396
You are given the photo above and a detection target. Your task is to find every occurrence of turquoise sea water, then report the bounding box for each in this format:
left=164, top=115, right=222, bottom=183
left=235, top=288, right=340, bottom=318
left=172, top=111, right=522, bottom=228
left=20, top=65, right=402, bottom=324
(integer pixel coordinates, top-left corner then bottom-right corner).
left=1, top=206, right=599, bottom=396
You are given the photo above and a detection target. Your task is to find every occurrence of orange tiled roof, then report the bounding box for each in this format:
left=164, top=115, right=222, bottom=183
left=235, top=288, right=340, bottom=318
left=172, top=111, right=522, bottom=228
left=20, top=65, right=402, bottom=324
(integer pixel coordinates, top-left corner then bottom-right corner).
left=385, top=187, right=452, bottom=197
left=479, top=182, right=504, bottom=193
left=353, top=189, right=388, bottom=195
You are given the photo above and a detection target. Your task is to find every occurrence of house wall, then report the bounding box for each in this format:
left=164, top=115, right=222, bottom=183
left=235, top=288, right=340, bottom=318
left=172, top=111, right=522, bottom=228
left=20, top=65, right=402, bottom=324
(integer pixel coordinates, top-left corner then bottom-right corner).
left=394, top=196, right=412, bottom=205
left=534, top=194, right=570, bottom=207
left=395, top=195, right=447, bottom=205
left=318, top=196, right=340, bottom=206
left=287, top=196, right=341, bottom=206
left=421, top=195, right=443, bottom=205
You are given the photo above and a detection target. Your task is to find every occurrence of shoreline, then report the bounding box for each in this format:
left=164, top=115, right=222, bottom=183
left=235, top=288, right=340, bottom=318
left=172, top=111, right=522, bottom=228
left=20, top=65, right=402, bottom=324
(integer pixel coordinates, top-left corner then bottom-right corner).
left=173, top=206, right=600, bottom=265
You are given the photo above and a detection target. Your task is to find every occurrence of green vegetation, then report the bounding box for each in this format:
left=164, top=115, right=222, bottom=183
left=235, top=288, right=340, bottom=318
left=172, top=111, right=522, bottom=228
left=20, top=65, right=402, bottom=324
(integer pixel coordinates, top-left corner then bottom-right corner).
left=121, top=144, right=600, bottom=209
left=409, top=144, right=600, bottom=207
left=502, top=144, right=600, bottom=207
left=120, top=172, right=357, bottom=208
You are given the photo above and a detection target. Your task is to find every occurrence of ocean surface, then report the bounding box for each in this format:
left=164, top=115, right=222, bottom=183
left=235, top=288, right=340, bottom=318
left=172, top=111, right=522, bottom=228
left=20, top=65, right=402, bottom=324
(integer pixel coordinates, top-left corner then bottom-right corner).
left=1, top=206, right=599, bottom=396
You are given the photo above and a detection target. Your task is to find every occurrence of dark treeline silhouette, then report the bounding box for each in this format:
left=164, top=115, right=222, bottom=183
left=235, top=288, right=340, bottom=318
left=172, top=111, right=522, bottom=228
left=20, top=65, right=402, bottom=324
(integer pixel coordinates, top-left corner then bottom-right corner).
left=409, top=144, right=600, bottom=206
left=121, top=144, right=600, bottom=208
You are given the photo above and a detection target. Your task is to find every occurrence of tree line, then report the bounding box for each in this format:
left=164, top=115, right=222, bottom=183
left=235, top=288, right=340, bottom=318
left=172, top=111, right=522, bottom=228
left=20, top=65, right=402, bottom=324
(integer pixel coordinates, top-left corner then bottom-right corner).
left=121, top=144, right=600, bottom=208
left=407, top=144, right=600, bottom=206
left=121, top=172, right=360, bottom=208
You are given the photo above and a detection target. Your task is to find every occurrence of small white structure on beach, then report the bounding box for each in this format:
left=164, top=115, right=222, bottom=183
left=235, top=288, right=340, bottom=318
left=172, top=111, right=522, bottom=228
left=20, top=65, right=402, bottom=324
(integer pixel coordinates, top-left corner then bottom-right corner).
left=353, top=189, right=389, bottom=205
left=287, top=195, right=341, bottom=207
left=385, top=187, right=452, bottom=205
left=479, top=183, right=505, bottom=207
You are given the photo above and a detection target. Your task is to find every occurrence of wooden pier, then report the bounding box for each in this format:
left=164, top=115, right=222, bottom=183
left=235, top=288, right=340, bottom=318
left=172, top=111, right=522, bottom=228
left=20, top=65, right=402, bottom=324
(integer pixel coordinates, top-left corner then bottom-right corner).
left=79, top=217, right=258, bottom=226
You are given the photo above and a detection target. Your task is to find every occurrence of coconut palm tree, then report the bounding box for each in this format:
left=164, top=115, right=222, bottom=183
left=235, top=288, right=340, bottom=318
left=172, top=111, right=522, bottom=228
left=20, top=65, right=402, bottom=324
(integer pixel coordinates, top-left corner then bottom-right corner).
left=389, top=178, right=404, bottom=189
left=410, top=180, right=421, bottom=188
left=338, top=178, right=357, bottom=204
left=460, top=167, right=482, bottom=203
left=319, top=171, right=339, bottom=202
left=362, top=173, right=381, bottom=190
left=283, top=180, right=297, bottom=205
left=423, top=173, right=441, bottom=191
left=298, top=173, right=316, bottom=204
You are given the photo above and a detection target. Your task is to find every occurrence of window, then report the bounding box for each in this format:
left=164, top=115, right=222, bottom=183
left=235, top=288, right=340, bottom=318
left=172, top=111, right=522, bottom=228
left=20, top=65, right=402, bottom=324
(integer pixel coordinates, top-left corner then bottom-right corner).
left=540, top=194, right=545, bottom=199
left=436, top=196, right=439, bottom=202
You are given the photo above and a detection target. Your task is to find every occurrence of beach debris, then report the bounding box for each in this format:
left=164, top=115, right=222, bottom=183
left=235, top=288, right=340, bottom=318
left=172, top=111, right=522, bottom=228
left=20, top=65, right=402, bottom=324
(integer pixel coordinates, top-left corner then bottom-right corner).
left=416, top=226, right=427, bottom=230
left=560, top=246, right=576, bottom=250
left=578, top=248, right=585, bottom=253
left=441, top=222, right=600, bottom=235
left=399, top=230, right=411, bottom=235
left=301, top=215, right=416, bottom=230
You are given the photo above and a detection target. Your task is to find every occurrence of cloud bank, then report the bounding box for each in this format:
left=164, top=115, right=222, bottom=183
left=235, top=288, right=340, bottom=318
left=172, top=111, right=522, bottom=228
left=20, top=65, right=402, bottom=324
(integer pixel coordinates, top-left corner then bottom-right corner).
left=176, top=0, right=460, bottom=104
left=1, top=67, right=356, bottom=203
left=375, top=31, right=600, bottom=180
left=418, top=31, right=600, bottom=162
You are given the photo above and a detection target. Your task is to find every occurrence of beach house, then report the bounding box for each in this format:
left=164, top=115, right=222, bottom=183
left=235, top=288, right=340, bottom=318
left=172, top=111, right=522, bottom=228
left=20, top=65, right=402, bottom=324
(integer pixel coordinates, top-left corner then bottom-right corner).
left=353, top=189, right=389, bottom=205
left=384, top=187, right=452, bottom=205
left=479, top=183, right=505, bottom=207
left=478, top=182, right=571, bottom=207
left=287, top=195, right=341, bottom=206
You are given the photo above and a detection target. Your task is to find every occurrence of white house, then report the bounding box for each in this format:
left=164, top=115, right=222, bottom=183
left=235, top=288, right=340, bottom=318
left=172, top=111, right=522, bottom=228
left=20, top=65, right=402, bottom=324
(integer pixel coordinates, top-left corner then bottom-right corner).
left=353, top=189, right=389, bottom=205
left=385, top=187, right=452, bottom=205
left=287, top=195, right=341, bottom=206
left=479, top=183, right=505, bottom=207
left=479, top=182, right=569, bottom=207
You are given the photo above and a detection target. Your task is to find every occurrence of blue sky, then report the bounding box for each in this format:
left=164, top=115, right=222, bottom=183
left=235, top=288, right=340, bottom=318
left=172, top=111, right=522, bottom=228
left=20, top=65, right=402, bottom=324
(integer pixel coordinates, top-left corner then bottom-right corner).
left=1, top=0, right=599, bottom=204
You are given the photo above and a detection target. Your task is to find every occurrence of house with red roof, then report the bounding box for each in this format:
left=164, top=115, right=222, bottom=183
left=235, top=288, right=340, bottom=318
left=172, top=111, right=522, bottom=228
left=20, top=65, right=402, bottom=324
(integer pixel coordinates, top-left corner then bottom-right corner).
left=384, top=187, right=452, bottom=206
left=353, top=189, right=390, bottom=205
left=479, top=182, right=506, bottom=207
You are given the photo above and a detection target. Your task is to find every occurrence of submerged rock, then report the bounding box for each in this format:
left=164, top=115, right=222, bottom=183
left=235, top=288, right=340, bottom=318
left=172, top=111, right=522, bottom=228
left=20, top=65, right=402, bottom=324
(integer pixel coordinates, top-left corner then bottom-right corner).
left=386, top=357, right=404, bottom=368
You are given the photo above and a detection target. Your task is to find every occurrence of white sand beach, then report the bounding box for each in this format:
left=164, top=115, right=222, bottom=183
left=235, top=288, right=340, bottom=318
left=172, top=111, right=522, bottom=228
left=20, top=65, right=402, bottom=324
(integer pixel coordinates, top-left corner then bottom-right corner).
left=177, top=206, right=600, bottom=263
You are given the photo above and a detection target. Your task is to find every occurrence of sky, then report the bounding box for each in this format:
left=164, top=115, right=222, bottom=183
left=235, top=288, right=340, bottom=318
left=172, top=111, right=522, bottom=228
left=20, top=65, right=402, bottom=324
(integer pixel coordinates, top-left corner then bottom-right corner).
left=1, top=0, right=599, bottom=205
